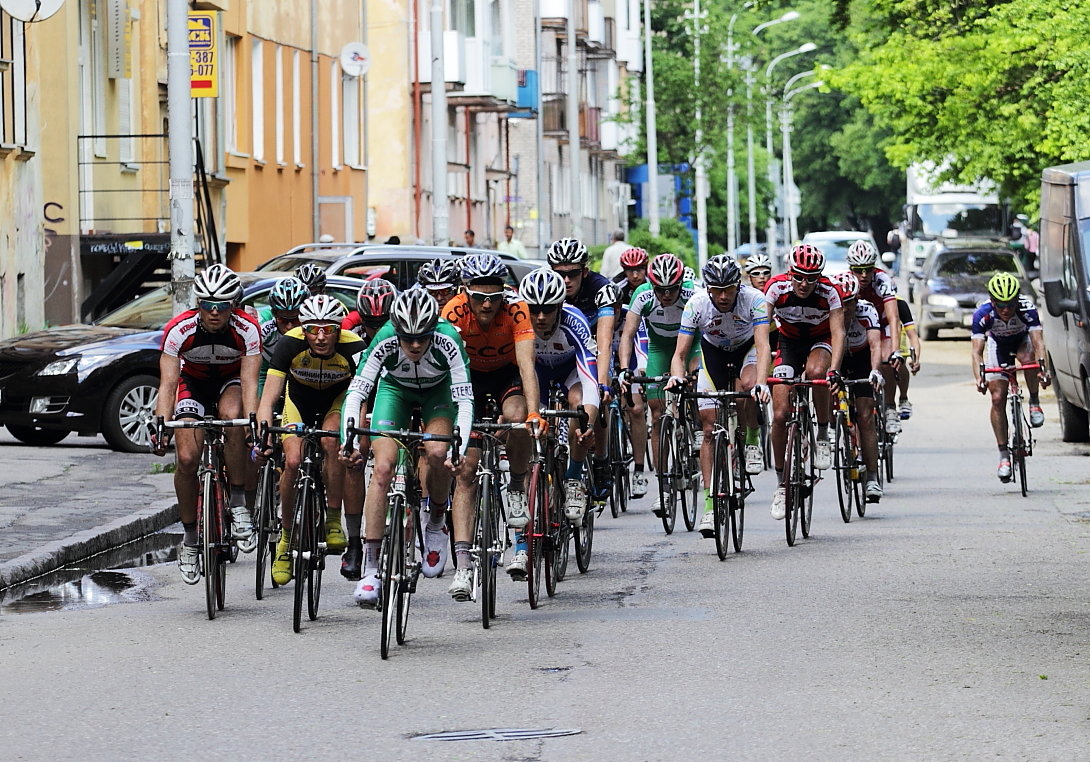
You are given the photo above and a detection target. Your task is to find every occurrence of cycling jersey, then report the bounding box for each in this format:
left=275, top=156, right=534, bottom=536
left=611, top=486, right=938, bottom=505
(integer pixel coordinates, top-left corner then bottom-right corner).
left=680, top=285, right=768, bottom=352
left=858, top=269, right=897, bottom=325
left=971, top=297, right=1041, bottom=346
left=441, top=292, right=535, bottom=373
left=161, top=308, right=261, bottom=382
left=340, top=320, right=473, bottom=454
left=627, top=280, right=697, bottom=344
left=764, top=274, right=842, bottom=342
left=846, top=299, right=881, bottom=354
left=533, top=304, right=600, bottom=408
left=340, top=310, right=383, bottom=341
left=570, top=271, right=617, bottom=329
left=266, top=327, right=367, bottom=424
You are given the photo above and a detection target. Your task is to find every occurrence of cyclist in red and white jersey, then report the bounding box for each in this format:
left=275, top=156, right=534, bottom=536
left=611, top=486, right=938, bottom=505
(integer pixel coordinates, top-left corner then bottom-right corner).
left=340, top=279, right=397, bottom=342
left=764, top=244, right=845, bottom=519
left=846, top=240, right=902, bottom=435
left=152, top=264, right=262, bottom=584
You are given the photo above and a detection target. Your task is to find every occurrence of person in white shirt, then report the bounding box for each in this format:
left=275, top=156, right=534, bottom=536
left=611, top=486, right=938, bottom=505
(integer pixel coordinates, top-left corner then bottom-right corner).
left=599, top=229, right=630, bottom=279
left=497, top=225, right=528, bottom=258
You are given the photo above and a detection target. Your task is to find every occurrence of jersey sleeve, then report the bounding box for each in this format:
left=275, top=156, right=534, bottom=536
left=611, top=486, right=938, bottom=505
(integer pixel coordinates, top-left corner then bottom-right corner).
left=509, top=301, right=536, bottom=343
left=679, top=295, right=702, bottom=336
left=563, top=311, right=600, bottom=408
left=897, top=299, right=915, bottom=327
left=970, top=305, right=991, bottom=338
left=437, top=324, right=474, bottom=456
left=233, top=310, right=263, bottom=356
left=267, top=330, right=306, bottom=377
left=1021, top=298, right=1043, bottom=331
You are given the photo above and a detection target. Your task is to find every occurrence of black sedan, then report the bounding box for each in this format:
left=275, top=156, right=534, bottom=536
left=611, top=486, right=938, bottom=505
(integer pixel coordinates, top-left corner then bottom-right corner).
left=908, top=241, right=1034, bottom=340
left=0, top=274, right=364, bottom=452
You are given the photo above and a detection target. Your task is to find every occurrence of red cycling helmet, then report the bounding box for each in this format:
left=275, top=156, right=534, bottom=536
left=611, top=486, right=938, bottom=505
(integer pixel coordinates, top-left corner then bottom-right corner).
left=620, top=247, right=649, bottom=268
left=790, top=244, right=825, bottom=276
left=648, top=253, right=685, bottom=288
left=829, top=271, right=859, bottom=299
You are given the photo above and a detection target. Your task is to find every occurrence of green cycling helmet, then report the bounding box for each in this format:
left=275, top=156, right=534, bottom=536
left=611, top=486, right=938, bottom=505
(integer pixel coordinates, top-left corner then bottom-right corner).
left=986, top=272, right=1020, bottom=303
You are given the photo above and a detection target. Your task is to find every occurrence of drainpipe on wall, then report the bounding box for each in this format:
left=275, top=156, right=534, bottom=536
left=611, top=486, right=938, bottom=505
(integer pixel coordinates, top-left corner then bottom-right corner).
left=465, top=108, right=472, bottom=237
left=430, top=0, right=449, bottom=245
left=311, top=0, right=321, bottom=241
left=412, top=0, right=422, bottom=238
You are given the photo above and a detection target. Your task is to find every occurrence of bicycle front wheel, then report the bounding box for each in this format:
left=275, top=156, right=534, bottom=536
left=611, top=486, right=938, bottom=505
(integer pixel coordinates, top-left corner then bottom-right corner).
left=730, top=425, right=747, bottom=552
left=306, top=495, right=324, bottom=622
left=711, top=432, right=730, bottom=561
left=783, top=422, right=801, bottom=547
left=478, top=472, right=495, bottom=629
left=680, top=422, right=700, bottom=532
left=834, top=414, right=853, bottom=523
left=657, top=415, right=679, bottom=535
left=574, top=491, right=594, bottom=573
left=291, top=481, right=311, bottom=633
left=397, top=498, right=419, bottom=644
left=199, top=472, right=218, bottom=620
left=254, top=460, right=278, bottom=599
left=379, top=504, right=401, bottom=659
left=1011, top=398, right=1028, bottom=497
left=800, top=416, right=816, bottom=539
left=527, top=463, right=545, bottom=609
left=613, top=412, right=631, bottom=514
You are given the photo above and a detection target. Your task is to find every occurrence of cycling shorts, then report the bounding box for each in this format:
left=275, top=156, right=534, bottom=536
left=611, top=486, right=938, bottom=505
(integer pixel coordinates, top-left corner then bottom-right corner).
left=281, top=389, right=347, bottom=431
left=369, top=380, right=456, bottom=432
left=984, top=335, right=1033, bottom=382
left=772, top=336, right=831, bottom=380
left=536, top=361, right=583, bottom=406
left=470, top=364, right=524, bottom=418
left=174, top=375, right=240, bottom=419
left=843, top=350, right=874, bottom=399
left=643, top=338, right=699, bottom=402
left=696, top=338, right=756, bottom=411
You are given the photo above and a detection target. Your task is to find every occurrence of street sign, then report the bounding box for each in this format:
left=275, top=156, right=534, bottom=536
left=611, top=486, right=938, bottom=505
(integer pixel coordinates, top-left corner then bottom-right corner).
left=188, top=12, right=218, bottom=98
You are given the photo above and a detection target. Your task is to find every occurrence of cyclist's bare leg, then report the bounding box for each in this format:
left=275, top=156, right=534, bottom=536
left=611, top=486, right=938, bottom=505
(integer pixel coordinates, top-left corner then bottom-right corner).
left=422, top=415, right=455, bottom=515
left=279, top=435, right=304, bottom=527
left=805, top=347, right=832, bottom=427
left=647, top=397, right=665, bottom=471
left=771, top=383, right=790, bottom=472
left=987, top=379, right=1010, bottom=446
left=738, top=364, right=759, bottom=430
left=217, top=385, right=247, bottom=498
left=501, top=394, right=530, bottom=483
left=174, top=427, right=204, bottom=524
left=857, top=402, right=879, bottom=473
left=321, top=411, right=346, bottom=510
left=1018, top=345, right=1041, bottom=399
left=625, top=392, right=648, bottom=469
left=567, top=384, right=596, bottom=463
left=880, top=336, right=897, bottom=408
left=361, top=436, right=399, bottom=576
left=451, top=445, right=481, bottom=543
left=896, top=362, right=911, bottom=401
left=698, top=406, right=717, bottom=488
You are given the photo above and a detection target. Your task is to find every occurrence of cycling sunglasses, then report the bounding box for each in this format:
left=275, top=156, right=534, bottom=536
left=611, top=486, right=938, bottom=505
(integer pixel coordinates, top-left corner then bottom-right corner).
left=198, top=300, right=233, bottom=312
left=303, top=324, right=340, bottom=336
left=528, top=304, right=560, bottom=316
left=993, top=299, right=1018, bottom=310
left=397, top=332, right=433, bottom=344
left=653, top=284, right=681, bottom=295
left=849, top=265, right=875, bottom=274
left=790, top=272, right=820, bottom=283
left=273, top=311, right=300, bottom=322
left=467, top=290, right=505, bottom=304
left=359, top=316, right=387, bottom=328
left=425, top=285, right=456, bottom=297
left=553, top=268, right=585, bottom=280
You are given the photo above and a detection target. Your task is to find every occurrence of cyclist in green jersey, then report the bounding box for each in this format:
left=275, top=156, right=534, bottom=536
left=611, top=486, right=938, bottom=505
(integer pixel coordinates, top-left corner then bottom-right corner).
left=340, top=288, right=474, bottom=606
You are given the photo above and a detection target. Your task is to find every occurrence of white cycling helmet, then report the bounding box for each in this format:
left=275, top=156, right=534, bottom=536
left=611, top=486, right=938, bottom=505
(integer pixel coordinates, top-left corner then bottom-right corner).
left=390, top=287, right=440, bottom=336
left=193, top=264, right=242, bottom=302
left=846, top=239, right=879, bottom=267
left=461, top=253, right=508, bottom=284
left=546, top=237, right=589, bottom=266
left=743, top=253, right=772, bottom=274
left=519, top=268, right=567, bottom=306
left=299, top=294, right=347, bottom=325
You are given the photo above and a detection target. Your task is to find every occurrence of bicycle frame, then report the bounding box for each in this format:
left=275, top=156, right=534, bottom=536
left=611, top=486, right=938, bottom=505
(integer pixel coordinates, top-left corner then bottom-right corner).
left=982, top=363, right=1038, bottom=495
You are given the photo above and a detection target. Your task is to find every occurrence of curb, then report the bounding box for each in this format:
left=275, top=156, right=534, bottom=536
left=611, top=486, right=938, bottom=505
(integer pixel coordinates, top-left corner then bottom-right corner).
left=0, top=498, right=179, bottom=592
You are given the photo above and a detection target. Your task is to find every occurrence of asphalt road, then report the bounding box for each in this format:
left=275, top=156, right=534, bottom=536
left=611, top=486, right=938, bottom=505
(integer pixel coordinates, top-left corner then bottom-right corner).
left=1, top=339, right=1088, bottom=761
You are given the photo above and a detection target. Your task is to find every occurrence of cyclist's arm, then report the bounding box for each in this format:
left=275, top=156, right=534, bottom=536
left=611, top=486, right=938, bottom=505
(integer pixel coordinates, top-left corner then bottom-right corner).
left=515, top=338, right=541, bottom=414
left=971, top=336, right=986, bottom=386
left=618, top=309, right=641, bottom=370
left=906, top=325, right=922, bottom=368
left=257, top=371, right=287, bottom=430
left=155, top=354, right=181, bottom=422
left=828, top=306, right=846, bottom=372
left=866, top=327, right=883, bottom=373
left=1029, top=328, right=1046, bottom=365
left=884, top=298, right=900, bottom=350
left=753, top=322, right=772, bottom=387
left=671, top=331, right=695, bottom=379
left=240, top=354, right=261, bottom=417
left=595, top=310, right=615, bottom=388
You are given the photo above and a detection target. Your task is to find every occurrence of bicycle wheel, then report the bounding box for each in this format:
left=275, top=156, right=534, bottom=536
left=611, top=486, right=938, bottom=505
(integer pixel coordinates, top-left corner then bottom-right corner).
left=526, top=463, right=545, bottom=609
left=398, top=496, right=421, bottom=643
left=783, top=422, right=800, bottom=547
left=254, top=460, right=277, bottom=599
left=215, top=480, right=228, bottom=612
left=614, top=411, right=631, bottom=514
left=1011, top=398, right=1028, bottom=497
left=730, top=425, right=747, bottom=553
left=291, top=481, right=311, bottom=633
left=479, top=472, right=494, bottom=629
left=711, top=432, right=730, bottom=561
left=306, top=495, right=324, bottom=621
left=543, top=469, right=559, bottom=597
left=199, top=471, right=217, bottom=620
left=379, top=508, right=401, bottom=659
left=800, top=415, right=816, bottom=539
left=834, top=413, right=853, bottom=523
left=657, top=415, right=678, bottom=535
left=574, top=490, right=594, bottom=573
left=850, top=421, right=866, bottom=518
left=873, top=402, right=886, bottom=493
left=679, top=420, right=700, bottom=533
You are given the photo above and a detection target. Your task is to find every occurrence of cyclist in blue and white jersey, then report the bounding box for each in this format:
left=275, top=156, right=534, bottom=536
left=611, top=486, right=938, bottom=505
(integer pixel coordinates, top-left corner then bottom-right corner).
left=609, top=247, right=652, bottom=497
left=668, top=255, right=771, bottom=536
left=970, top=272, right=1050, bottom=481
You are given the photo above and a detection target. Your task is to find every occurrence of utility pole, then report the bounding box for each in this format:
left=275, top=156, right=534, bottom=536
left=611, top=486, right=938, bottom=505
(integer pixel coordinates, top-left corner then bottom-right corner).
left=167, top=0, right=194, bottom=316
left=566, top=1, right=582, bottom=240
left=534, top=0, right=548, bottom=251
left=689, top=0, right=708, bottom=267
left=430, top=0, right=449, bottom=245
left=643, top=0, right=659, bottom=237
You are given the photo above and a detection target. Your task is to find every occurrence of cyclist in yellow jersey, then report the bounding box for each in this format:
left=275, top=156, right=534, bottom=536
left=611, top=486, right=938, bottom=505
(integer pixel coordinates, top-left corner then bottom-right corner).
left=895, top=297, right=922, bottom=420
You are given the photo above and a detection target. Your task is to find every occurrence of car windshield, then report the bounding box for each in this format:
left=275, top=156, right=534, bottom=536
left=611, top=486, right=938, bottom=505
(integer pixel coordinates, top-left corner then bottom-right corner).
left=96, top=286, right=174, bottom=330
left=257, top=255, right=325, bottom=273
left=913, top=203, right=1004, bottom=237
left=804, top=237, right=865, bottom=263
left=934, top=251, right=1018, bottom=277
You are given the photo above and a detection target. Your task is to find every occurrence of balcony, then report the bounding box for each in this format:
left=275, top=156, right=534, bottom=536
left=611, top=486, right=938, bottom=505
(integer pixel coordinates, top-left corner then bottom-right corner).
left=541, top=100, right=603, bottom=147
left=447, top=38, right=519, bottom=110
left=580, top=106, right=601, bottom=146
left=417, top=30, right=467, bottom=87
left=588, top=16, right=616, bottom=59
left=541, top=0, right=588, bottom=35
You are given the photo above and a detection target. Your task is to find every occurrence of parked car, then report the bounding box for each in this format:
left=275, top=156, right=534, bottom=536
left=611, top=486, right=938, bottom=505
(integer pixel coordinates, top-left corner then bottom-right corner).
left=257, top=242, right=544, bottom=291
left=907, top=241, right=1033, bottom=340
left=0, top=274, right=364, bottom=452
left=800, top=230, right=880, bottom=275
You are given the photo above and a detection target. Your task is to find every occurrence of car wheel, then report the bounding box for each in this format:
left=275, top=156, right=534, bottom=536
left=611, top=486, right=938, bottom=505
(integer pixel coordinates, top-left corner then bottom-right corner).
left=6, top=424, right=70, bottom=446
left=102, top=374, right=159, bottom=453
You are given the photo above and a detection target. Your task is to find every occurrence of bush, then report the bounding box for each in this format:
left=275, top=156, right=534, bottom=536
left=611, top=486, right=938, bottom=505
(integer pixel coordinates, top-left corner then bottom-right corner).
left=628, top=218, right=697, bottom=271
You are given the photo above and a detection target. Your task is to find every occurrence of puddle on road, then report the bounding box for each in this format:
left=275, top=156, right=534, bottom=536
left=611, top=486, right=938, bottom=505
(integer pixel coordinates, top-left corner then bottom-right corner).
left=0, top=531, right=181, bottom=614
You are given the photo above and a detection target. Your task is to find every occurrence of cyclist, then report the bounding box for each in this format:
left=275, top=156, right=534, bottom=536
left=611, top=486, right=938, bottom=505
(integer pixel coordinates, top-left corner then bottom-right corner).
left=416, top=258, right=462, bottom=309
left=441, top=253, right=544, bottom=601
left=830, top=271, right=885, bottom=502
left=294, top=262, right=327, bottom=296
left=764, top=244, right=845, bottom=519
left=669, top=255, right=772, bottom=537
left=152, top=264, right=261, bottom=584
left=895, top=296, right=922, bottom=419
left=846, top=240, right=902, bottom=436
left=970, top=272, right=1050, bottom=481
left=610, top=247, right=652, bottom=498
left=518, top=268, right=600, bottom=528
left=340, top=288, right=473, bottom=605
left=257, top=294, right=367, bottom=586
left=744, top=253, right=774, bottom=292
left=618, top=253, right=698, bottom=517
left=341, top=279, right=397, bottom=342
left=549, top=237, right=616, bottom=494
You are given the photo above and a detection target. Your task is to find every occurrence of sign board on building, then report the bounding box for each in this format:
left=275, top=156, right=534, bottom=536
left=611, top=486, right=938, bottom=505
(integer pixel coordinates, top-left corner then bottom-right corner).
left=188, top=12, right=218, bottom=98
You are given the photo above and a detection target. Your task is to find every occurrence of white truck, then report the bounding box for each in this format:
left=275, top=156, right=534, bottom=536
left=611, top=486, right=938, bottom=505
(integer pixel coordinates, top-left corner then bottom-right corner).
left=899, top=162, right=1008, bottom=272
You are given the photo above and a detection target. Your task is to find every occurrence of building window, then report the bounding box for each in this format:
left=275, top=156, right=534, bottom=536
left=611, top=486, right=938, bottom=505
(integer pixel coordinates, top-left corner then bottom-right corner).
left=0, top=12, right=27, bottom=147
left=223, top=36, right=238, bottom=153
left=342, top=70, right=362, bottom=167
left=450, top=0, right=475, bottom=36
left=251, top=38, right=264, bottom=161
left=275, top=45, right=285, bottom=165
left=292, top=50, right=302, bottom=166
left=330, top=61, right=341, bottom=169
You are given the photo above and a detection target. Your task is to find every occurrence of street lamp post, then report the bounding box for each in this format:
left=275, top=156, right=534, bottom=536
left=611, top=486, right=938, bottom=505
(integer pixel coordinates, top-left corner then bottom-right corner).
left=764, top=41, right=816, bottom=263
left=644, top=0, right=660, bottom=237
left=781, top=76, right=824, bottom=246
left=685, top=0, right=708, bottom=267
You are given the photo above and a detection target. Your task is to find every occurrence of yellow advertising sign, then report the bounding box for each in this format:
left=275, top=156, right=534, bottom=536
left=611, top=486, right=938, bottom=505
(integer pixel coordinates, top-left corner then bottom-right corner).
left=188, top=12, right=218, bottom=98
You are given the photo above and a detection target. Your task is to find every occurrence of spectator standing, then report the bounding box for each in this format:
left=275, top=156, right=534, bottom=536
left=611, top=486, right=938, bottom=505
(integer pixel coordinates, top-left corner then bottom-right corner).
left=497, top=224, right=528, bottom=258
left=599, top=229, right=630, bottom=278
left=464, top=229, right=476, bottom=247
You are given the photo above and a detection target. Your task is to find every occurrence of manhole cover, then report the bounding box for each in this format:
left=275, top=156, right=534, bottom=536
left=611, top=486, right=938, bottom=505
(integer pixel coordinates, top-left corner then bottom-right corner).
left=414, top=728, right=582, bottom=742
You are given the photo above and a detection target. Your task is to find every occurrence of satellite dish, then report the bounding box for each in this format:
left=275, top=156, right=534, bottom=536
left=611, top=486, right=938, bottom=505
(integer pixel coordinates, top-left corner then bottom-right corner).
left=0, top=0, right=65, bottom=23
left=339, top=42, right=371, bottom=78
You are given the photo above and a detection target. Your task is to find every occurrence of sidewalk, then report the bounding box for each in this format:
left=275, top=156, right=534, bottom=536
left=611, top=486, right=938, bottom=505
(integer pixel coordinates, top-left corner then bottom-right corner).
left=0, top=431, right=177, bottom=590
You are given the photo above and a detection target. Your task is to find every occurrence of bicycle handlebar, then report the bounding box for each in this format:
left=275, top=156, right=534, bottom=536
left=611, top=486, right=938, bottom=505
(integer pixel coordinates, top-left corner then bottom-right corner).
left=981, top=363, right=1040, bottom=374
left=342, top=418, right=463, bottom=464
left=163, top=416, right=253, bottom=429
left=682, top=389, right=752, bottom=402
left=766, top=377, right=830, bottom=387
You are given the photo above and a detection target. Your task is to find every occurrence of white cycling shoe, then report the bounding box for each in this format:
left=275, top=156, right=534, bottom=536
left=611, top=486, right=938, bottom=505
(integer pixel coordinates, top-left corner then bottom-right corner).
left=770, top=487, right=787, bottom=521
left=354, top=572, right=381, bottom=608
